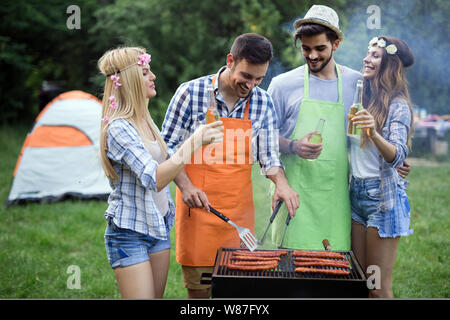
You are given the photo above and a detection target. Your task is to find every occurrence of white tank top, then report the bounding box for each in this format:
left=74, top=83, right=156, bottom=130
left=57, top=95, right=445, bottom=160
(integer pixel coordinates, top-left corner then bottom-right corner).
left=349, top=135, right=380, bottom=179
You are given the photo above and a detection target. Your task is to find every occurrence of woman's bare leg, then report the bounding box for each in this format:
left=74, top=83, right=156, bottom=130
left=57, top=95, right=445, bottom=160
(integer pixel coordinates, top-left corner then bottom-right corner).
left=351, top=222, right=367, bottom=271
left=366, top=227, right=399, bottom=298
left=148, top=249, right=171, bottom=298
left=114, top=261, right=155, bottom=299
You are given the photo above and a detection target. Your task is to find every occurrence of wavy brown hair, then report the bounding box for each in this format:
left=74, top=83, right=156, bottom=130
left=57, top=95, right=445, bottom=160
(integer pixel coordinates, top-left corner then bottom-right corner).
left=361, top=36, right=414, bottom=149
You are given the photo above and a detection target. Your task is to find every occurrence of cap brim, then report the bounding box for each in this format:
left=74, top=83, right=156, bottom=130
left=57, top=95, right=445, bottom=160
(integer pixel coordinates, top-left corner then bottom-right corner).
left=293, top=18, right=344, bottom=41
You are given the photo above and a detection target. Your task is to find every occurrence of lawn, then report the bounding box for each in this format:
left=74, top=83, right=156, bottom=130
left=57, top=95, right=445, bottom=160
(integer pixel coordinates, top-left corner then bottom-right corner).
left=0, top=124, right=448, bottom=298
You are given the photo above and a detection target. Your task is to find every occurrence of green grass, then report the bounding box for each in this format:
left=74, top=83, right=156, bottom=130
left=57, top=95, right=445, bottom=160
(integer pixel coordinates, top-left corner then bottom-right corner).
left=0, top=124, right=448, bottom=298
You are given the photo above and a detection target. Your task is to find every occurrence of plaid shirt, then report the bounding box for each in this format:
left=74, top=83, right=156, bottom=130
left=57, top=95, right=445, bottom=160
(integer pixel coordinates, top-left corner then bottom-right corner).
left=104, top=118, right=175, bottom=239
left=378, top=98, right=411, bottom=212
left=161, top=67, right=283, bottom=173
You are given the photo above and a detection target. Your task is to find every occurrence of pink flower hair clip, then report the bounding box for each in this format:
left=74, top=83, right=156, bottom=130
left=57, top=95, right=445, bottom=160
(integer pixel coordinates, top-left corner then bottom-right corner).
left=137, top=53, right=151, bottom=66
left=108, top=95, right=118, bottom=109
left=110, top=74, right=121, bottom=89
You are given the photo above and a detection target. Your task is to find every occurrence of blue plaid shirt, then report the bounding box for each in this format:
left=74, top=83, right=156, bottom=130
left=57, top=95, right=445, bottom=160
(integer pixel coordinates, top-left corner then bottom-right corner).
left=104, top=118, right=175, bottom=239
left=161, top=67, right=283, bottom=173
left=378, top=98, right=411, bottom=212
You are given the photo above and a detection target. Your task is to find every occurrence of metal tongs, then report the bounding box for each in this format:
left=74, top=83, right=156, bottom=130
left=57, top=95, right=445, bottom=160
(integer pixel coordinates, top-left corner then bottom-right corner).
left=258, top=200, right=283, bottom=245
left=278, top=212, right=291, bottom=249
left=209, top=206, right=258, bottom=251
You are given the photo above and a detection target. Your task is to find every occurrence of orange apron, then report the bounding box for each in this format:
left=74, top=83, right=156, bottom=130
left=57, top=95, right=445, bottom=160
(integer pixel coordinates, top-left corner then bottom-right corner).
left=175, top=76, right=254, bottom=266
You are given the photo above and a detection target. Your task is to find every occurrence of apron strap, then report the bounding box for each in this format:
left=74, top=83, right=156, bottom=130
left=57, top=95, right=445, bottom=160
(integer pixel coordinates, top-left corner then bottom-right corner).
left=304, top=64, right=343, bottom=104
left=211, top=74, right=251, bottom=120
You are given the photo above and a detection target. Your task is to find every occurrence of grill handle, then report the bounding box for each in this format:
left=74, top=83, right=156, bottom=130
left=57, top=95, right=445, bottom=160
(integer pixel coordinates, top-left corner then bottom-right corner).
left=209, top=206, right=230, bottom=222
left=322, top=239, right=331, bottom=251
left=200, top=272, right=212, bottom=285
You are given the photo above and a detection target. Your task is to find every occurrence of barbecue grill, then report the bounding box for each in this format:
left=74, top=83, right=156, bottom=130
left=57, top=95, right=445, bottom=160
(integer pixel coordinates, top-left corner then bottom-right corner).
left=201, top=247, right=368, bottom=298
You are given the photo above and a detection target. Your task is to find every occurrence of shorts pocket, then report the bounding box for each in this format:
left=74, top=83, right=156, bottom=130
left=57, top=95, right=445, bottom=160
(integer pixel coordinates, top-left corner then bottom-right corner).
left=365, top=186, right=381, bottom=201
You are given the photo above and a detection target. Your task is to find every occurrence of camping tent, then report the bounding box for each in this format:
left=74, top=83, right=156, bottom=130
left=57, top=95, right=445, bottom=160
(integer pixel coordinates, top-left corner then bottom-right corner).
left=5, top=90, right=111, bottom=208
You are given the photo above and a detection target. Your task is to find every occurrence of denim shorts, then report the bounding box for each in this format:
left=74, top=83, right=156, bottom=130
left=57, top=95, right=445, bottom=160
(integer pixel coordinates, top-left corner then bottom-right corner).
left=104, top=217, right=171, bottom=269
left=350, top=176, right=413, bottom=238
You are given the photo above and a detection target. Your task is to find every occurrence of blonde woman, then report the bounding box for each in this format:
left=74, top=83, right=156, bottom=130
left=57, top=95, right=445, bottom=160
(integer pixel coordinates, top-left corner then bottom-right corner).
left=350, top=36, right=414, bottom=298
left=98, top=47, right=223, bottom=299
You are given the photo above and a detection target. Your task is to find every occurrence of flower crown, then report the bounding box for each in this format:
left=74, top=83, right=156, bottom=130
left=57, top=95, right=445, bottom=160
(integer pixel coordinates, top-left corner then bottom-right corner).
left=103, top=53, right=151, bottom=123
left=368, top=37, right=397, bottom=55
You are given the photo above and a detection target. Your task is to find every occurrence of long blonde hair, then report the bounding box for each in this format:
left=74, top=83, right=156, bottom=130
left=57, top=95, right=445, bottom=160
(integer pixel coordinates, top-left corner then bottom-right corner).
left=98, top=46, right=167, bottom=181
left=361, top=36, right=414, bottom=149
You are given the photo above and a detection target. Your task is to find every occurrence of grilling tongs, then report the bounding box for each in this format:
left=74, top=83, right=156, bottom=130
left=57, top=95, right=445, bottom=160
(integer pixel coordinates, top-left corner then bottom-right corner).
left=258, top=200, right=283, bottom=245
left=278, top=211, right=291, bottom=249
left=209, top=206, right=258, bottom=251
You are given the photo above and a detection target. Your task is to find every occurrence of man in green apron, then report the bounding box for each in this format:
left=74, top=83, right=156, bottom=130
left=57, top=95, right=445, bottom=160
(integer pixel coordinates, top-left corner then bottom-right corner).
left=268, top=5, right=410, bottom=251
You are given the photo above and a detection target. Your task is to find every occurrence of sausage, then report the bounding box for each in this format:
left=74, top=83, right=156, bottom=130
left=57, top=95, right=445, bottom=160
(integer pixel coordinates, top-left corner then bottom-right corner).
left=231, top=255, right=281, bottom=261
left=233, top=250, right=287, bottom=257
left=295, top=267, right=350, bottom=276
left=294, top=257, right=350, bottom=266
left=227, top=262, right=278, bottom=271
left=292, top=250, right=346, bottom=260
left=231, top=260, right=279, bottom=266
left=293, top=261, right=350, bottom=269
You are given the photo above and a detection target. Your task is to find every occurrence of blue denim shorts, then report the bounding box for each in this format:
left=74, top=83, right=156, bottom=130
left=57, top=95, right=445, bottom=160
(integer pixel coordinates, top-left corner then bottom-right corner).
left=104, top=217, right=171, bottom=269
left=350, top=176, right=413, bottom=238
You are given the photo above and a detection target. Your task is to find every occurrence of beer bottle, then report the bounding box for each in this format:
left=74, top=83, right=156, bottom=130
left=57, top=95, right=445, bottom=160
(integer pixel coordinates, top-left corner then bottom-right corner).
left=205, top=87, right=220, bottom=124
left=347, top=79, right=363, bottom=136
left=309, top=118, right=325, bottom=144
left=307, top=118, right=326, bottom=161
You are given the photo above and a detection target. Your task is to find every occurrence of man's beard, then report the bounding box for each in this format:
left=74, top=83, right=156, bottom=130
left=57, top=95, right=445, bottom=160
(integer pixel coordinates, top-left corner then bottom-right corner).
left=307, top=52, right=333, bottom=73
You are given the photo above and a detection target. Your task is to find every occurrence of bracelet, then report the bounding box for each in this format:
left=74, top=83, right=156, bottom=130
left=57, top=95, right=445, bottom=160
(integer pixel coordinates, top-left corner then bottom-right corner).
left=289, top=139, right=297, bottom=154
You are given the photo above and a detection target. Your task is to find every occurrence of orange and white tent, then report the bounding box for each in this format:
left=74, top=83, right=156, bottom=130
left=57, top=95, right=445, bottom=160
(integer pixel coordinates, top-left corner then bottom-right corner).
left=6, top=90, right=111, bottom=207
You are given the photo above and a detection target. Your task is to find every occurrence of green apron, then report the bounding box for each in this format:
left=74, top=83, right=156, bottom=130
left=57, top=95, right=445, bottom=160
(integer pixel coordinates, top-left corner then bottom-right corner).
left=272, top=64, right=351, bottom=250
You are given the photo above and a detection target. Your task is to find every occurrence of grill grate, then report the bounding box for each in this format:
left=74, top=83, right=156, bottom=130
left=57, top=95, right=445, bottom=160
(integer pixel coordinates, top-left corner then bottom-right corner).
left=215, top=248, right=366, bottom=280
left=210, top=247, right=369, bottom=298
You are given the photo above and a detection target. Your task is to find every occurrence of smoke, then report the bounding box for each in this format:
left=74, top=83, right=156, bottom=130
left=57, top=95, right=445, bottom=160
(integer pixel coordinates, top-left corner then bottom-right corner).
left=265, top=0, right=450, bottom=114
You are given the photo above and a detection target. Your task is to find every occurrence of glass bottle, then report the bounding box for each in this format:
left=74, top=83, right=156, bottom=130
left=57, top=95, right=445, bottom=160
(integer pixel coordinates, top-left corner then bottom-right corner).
left=309, top=118, right=326, bottom=144
left=347, top=79, right=363, bottom=136
left=307, top=118, right=326, bottom=161
left=205, top=87, right=220, bottom=124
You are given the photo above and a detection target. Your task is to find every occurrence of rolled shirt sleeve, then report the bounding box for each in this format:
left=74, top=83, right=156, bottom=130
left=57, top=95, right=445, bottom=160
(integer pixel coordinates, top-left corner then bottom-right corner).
left=384, top=102, right=411, bottom=168
left=257, top=94, right=284, bottom=174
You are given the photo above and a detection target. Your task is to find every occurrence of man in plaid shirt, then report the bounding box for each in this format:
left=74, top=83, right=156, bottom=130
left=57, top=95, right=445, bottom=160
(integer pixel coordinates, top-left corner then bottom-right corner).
left=161, top=33, right=299, bottom=298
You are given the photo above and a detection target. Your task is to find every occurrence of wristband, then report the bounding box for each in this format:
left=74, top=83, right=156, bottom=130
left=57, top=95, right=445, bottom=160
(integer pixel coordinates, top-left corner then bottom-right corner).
left=289, top=139, right=297, bottom=154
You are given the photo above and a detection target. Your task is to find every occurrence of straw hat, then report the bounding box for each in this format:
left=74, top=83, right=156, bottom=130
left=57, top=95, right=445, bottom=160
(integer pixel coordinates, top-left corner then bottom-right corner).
left=293, top=5, right=344, bottom=41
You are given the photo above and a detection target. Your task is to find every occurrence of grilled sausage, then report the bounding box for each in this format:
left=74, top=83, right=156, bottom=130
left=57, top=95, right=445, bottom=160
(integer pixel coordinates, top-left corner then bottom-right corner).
left=231, top=255, right=281, bottom=261
left=294, top=267, right=350, bottom=276
left=234, top=250, right=287, bottom=257
left=231, top=260, right=279, bottom=266
left=293, top=261, right=350, bottom=269
left=294, top=257, right=350, bottom=265
left=227, top=262, right=278, bottom=271
left=292, top=250, right=346, bottom=260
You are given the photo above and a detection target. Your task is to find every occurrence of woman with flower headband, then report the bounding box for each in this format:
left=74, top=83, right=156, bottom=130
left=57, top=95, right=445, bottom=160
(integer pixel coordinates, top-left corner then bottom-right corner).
left=98, top=47, right=223, bottom=298
left=349, top=36, right=414, bottom=298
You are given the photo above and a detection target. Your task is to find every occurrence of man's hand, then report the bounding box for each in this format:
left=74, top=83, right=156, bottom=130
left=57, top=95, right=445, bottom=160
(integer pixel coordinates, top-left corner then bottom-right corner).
left=292, top=132, right=323, bottom=160
left=175, top=170, right=210, bottom=211
left=396, top=160, right=411, bottom=179
left=272, top=181, right=299, bottom=219
left=181, top=183, right=210, bottom=211
left=266, top=167, right=299, bottom=219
